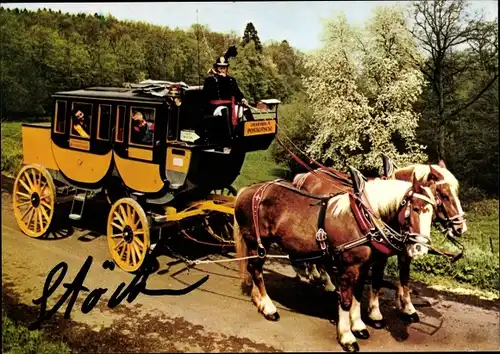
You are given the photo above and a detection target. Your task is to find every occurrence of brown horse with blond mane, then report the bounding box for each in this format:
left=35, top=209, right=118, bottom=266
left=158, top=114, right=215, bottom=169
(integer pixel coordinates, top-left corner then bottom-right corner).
left=233, top=169, right=436, bottom=352
left=292, top=159, right=466, bottom=327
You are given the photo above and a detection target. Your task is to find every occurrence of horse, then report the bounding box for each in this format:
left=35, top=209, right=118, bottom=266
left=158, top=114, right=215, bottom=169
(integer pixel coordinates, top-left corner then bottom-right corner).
left=291, top=160, right=466, bottom=326
left=233, top=174, right=436, bottom=352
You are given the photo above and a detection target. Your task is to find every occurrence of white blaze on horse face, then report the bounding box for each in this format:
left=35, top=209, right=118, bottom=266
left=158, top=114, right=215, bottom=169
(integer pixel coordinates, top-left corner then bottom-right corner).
left=407, top=204, right=433, bottom=259
left=450, top=186, right=467, bottom=234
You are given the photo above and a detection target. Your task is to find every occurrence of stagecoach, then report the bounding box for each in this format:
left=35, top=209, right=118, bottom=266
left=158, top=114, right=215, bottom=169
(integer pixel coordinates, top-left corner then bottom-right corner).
left=13, top=80, right=280, bottom=272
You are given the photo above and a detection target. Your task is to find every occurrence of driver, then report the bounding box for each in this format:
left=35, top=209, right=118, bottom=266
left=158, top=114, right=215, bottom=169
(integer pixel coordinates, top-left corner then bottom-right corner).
left=203, top=47, right=253, bottom=122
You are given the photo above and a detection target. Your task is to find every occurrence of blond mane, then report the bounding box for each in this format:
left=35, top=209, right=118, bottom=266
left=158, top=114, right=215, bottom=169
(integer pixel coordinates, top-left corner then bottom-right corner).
left=398, top=164, right=459, bottom=195
left=328, top=179, right=413, bottom=221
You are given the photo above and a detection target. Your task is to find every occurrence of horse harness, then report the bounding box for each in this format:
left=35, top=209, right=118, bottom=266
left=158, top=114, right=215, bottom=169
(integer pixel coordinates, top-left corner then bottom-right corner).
left=251, top=179, right=436, bottom=267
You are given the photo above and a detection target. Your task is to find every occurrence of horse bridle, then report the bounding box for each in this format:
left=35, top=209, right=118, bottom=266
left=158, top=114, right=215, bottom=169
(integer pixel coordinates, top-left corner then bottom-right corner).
left=371, top=188, right=436, bottom=254
left=433, top=181, right=467, bottom=236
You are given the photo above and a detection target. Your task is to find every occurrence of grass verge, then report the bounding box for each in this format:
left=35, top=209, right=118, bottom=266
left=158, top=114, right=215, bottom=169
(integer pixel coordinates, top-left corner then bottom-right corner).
left=2, top=307, right=71, bottom=354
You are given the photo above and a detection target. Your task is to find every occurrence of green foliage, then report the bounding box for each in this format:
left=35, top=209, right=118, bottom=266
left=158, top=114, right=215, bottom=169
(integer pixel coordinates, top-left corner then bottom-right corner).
left=233, top=146, right=287, bottom=190
left=1, top=122, right=24, bottom=177
left=302, top=6, right=427, bottom=174
left=271, top=92, right=315, bottom=173
left=411, top=0, right=499, bottom=197
left=242, top=22, right=263, bottom=52
left=2, top=312, right=71, bottom=354
left=0, top=8, right=306, bottom=118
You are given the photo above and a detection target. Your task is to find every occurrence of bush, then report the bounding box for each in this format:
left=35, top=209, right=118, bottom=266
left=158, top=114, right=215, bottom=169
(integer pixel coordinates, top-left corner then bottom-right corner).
left=465, top=199, right=499, bottom=219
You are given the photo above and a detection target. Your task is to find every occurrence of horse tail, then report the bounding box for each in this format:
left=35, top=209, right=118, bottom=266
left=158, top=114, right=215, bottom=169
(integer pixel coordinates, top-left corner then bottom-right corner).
left=233, top=186, right=253, bottom=294
left=233, top=214, right=253, bottom=294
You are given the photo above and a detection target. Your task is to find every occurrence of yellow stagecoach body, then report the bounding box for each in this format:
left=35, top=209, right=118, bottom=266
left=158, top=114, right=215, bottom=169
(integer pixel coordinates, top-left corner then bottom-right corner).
left=14, top=82, right=280, bottom=272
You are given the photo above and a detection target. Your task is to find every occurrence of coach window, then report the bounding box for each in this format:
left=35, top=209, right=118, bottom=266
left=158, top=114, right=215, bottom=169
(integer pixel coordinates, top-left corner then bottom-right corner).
left=115, top=105, right=126, bottom=143
left=97, top=104, right=112, bottom=141
left=129, top=107, right=156, bottom=146
left=54, top=100, right=67, bottom=134
left=70, top=102, right=93, bottom=139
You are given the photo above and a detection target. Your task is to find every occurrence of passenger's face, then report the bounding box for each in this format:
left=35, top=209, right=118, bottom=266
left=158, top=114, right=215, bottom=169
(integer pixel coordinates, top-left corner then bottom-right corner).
left=75, top=110, right=84, bottom=123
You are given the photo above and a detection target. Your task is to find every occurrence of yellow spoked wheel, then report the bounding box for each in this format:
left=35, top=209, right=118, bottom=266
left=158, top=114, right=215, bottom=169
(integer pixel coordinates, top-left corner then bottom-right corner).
left=12, top=164, right=56, bottom=238
left=107, top=198, right=150, bottom=272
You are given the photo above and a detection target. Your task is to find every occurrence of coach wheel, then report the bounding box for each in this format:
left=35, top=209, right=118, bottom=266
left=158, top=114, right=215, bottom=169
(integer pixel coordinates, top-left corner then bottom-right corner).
left=107, top=198, right=150, bottom=272
left=13, top=164, right=56, bottom=238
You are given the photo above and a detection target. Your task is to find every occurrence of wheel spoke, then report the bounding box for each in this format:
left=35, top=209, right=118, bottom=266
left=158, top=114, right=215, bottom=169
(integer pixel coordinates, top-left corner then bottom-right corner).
left=19, top=179, right=31, bottom=194
left=37, top=169, right=43, bottom=189
left=134, top=229, right=145, bottom=236
left=24, top=171, right=35, bottom=191
left=119, top=243, right=127, bottom=259
left=134, top=237, right=145, bottom=249
left=112, top=233, right=123, bottom=238
left=32, top=208, right=38, bottom=232
left=17, top=200, right=32, bottom=207
left=131, top=240, right=142, bottom=260
left=16, top=191, right=31, bottom=200
left=21, top=205, right=34, bottom=220
left=111, top=222, right=124, bottom=231
left=134, top=217, right=141, bottom=230
left=38, top=208, right=44, bottom=231
left=40, top=205, right=50, bottom=223
left=32, top=169, right=39, bottom=190
left=113, top=238, right=125, bottom=251
left=129, top=243, right=137, bottom=265
left=40, top=200, right=52, bottom=211
left=119, top=205, right=128, bottom=226
left=113, top=210, right=125, bottom=226
left=126, top=244, right=132, bottom=265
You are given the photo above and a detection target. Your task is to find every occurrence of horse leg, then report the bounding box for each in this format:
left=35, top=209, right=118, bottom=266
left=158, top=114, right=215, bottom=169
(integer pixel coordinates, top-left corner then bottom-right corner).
left=368, top=255, right=388, bottom=329
left=336, top=265, right=361, bottom=352
left=248, top=252, right=280, bottom=321
left=396, top=253, right=419, bottom=323
left=350, top=263, right=370, bottom=340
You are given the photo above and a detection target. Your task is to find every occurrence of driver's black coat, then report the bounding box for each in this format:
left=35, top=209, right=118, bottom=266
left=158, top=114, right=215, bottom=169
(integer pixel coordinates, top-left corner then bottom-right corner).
left=203, top=73, right=244, bottom=111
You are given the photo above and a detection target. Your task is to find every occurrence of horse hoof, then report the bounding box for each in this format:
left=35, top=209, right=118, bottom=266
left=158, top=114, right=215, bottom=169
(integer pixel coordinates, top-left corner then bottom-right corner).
left=340, top=342, right=359, bottom=352
left=353, top=329, right=370, bottom=340
left=371, top=319, right=386, bottom=329
left=264, top=312, right=280, bottom=321
left=402, top=312, right=420, bottom=323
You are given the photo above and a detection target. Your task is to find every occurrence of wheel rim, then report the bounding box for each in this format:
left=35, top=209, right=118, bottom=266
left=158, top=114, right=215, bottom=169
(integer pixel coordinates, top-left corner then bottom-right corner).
left=107, top=198, right=150, bottom=272
left=204, top=213, right=235, bottom=244
left=13, top=165, right=56, bottom=238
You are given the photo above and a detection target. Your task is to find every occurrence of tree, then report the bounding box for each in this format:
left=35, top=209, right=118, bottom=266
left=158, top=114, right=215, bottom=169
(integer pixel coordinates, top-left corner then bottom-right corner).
left=242, top=22, right=263, bottom=52
left=302, top=7, right=427, bottom=174
left=410, top=0, right=498, bottom=161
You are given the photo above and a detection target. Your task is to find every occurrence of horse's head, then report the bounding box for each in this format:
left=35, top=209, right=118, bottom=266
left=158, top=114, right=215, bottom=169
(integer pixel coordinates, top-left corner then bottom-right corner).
left=425, top=161, right=467, bottom=237
left=399, top=175, right=436, bottom=259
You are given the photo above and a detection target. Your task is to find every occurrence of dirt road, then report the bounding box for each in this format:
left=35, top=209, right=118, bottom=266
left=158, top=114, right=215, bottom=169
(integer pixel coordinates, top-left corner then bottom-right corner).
left=2, top=179, right=499, bottom=352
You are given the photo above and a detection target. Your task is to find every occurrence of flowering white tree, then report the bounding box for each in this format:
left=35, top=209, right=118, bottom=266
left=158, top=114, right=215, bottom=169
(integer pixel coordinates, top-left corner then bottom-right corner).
left=303, top=5, right=428, bottom=172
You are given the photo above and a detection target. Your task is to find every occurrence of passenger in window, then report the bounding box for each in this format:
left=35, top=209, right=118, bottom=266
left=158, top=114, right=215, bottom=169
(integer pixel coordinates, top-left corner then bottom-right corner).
left=71, top=108, right=90, bottom=138
left=131, top=111, right=155, bottom=145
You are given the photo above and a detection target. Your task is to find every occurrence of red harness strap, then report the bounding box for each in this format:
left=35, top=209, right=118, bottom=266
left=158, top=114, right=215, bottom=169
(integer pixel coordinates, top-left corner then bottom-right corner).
left=251, top=181, right=276, bottom=256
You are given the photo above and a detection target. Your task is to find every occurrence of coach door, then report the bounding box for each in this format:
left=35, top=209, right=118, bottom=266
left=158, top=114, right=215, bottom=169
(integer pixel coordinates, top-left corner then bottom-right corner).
left=112, top=104, right=165, bottom=193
